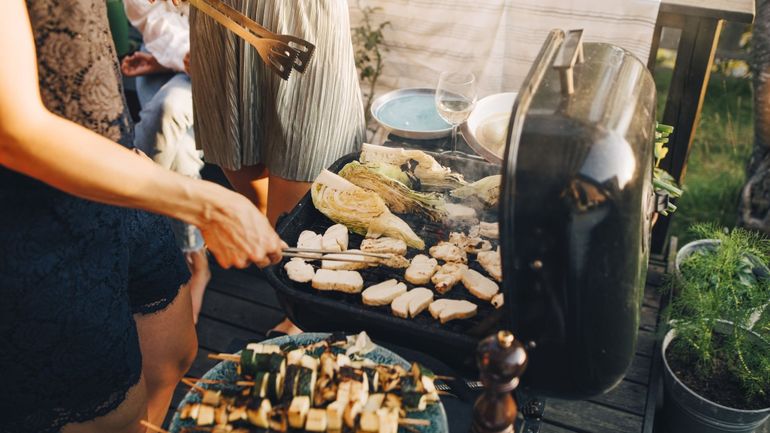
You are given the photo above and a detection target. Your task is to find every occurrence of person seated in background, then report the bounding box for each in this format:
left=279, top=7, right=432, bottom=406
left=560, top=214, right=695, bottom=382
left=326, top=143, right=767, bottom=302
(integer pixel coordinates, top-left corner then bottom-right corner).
left=121, top=0, right=210, bottom=323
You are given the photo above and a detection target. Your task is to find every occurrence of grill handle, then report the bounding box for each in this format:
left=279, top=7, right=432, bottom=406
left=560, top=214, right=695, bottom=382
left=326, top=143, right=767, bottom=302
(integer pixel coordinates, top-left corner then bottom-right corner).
left=553, top=29, right=585, bottom=95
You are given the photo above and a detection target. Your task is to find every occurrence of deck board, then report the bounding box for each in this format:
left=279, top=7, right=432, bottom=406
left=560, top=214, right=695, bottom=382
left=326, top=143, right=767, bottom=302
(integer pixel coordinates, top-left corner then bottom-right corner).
left=163, top=262, right=663, bottom=432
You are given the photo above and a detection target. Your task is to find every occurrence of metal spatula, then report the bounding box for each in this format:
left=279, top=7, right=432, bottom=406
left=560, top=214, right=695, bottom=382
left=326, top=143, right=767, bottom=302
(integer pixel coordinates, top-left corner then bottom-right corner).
left=189, top=0, right=300, bottom=80
left=195, top=0, right=316, bottom=72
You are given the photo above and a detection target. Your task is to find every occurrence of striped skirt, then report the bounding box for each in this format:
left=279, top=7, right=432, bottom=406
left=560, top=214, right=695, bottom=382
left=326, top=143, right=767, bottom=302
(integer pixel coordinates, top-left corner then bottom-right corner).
left=190, top=0, right=365, bottom=181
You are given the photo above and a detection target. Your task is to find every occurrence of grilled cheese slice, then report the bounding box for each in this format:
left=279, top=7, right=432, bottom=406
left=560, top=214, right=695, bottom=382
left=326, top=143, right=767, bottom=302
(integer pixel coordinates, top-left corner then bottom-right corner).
left=431, top=262, right=468, bottom=294
left=361, top=279, right=407, bottom=306
left=360, top=237, right=408, bottom=255
left=391, top=287, right=434, bottom=318
left=404, top=254, right=438, bottom=285
left=284, top=258, right=315, bottom=283
left=322, top=224, right=349, bottom=252
left=462, top=268, right=499, bottom=301
left=297, top=230, right=323, bottom=258
left=477, top=248, right=502, bottom=282
left=429, top=241, right=468, bottom=264
left=312, top=269, right=364, bottom=293
left=428, top=299, right=478, bottom=323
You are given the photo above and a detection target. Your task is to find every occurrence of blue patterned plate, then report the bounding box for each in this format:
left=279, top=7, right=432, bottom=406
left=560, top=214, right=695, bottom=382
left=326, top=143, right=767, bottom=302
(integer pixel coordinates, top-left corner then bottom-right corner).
left=170, top=332, right=449, bottom=433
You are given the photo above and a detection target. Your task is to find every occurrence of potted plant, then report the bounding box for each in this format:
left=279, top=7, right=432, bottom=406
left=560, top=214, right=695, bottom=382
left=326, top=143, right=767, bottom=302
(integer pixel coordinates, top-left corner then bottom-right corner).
left=660, top=224, right=770, bottom=433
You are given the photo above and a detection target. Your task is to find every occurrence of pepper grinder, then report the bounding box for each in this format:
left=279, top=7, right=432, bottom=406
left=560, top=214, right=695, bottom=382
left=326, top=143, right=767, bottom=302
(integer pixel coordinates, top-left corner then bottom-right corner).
left=471, top=330, right=528, bottom=433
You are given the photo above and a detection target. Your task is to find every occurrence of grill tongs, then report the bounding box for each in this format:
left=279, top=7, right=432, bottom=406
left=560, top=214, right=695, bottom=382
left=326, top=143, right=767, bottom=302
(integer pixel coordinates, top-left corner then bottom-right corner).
left=189, top=0, right=316, bottom=80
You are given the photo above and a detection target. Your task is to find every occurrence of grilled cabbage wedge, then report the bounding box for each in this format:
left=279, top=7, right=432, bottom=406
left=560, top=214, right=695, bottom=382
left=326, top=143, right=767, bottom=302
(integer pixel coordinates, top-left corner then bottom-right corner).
left=338, top=161, right=447, bottom=221
left=450, top=175, right=501, bottom=206
left=359, top=143, right=467, bottom=189
left=311, top=170, right=425, bottom=249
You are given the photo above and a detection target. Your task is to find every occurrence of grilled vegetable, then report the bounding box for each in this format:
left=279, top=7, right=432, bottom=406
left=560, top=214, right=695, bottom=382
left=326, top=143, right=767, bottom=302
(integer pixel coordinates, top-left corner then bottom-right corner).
left=296, top=366, right=318, bottom=404
left=311, top=170, right=425, bottom=249
left=269, top=407, right=289, bottom=432
left=339, top=161, right=447, bottom=221
left=450, top=175, right=501, bottom=206
left=359, top=143, right=467, bottom=189
left=402, top=392, right=429, bottom=411
left=363, top=367, right=380, bottom=392
left=282, top=365, right=302, bottom=403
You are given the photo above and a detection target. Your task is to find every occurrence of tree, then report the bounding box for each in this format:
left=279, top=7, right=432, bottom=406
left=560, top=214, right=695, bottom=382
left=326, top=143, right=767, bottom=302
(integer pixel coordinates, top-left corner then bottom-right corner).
left=739, top=0, right=770, bottom=231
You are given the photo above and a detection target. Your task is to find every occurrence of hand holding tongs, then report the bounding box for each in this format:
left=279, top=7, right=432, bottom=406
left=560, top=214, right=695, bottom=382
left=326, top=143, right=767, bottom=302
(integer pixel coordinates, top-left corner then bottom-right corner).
left=188, top=0, right=316, bottom=80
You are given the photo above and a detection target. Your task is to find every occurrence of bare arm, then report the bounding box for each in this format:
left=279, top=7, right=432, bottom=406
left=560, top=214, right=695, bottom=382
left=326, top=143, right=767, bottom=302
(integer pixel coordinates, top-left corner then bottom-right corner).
left=0, top=1, right=281, bottom=268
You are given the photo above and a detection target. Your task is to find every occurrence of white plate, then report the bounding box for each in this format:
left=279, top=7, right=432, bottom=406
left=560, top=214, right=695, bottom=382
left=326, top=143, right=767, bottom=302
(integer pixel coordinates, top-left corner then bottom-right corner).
left=462, top=92, right=517, bottom=164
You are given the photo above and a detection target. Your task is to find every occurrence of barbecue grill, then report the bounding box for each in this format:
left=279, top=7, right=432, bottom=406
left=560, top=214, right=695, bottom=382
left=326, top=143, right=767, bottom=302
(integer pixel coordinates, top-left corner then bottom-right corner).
left=265, top=29, right=657, bottom=399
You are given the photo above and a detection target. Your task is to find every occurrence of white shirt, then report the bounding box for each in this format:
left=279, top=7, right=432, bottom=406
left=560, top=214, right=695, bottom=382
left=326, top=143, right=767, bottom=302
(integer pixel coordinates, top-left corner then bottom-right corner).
left=124, top=0, right=190, bottom=73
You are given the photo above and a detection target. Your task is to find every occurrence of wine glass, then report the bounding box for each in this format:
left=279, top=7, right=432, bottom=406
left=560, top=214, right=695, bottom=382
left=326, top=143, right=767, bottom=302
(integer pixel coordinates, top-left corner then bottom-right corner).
left=435, top=71, right=477, bottom=154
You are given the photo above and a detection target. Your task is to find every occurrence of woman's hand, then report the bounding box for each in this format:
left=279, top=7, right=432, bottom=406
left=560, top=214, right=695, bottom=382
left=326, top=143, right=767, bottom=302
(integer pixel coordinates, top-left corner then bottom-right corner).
left=121, top=52, right=172, bottom=77
left=198, top=188, right=284, bottom=269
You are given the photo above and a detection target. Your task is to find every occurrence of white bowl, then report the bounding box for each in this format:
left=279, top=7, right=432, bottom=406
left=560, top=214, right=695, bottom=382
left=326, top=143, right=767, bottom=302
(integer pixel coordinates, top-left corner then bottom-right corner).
left=462, top=92, right=517, bottom=164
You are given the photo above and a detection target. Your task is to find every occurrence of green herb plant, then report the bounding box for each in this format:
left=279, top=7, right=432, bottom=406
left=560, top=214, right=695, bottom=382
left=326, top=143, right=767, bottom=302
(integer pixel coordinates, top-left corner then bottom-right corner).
left=351, top=2, right=390, bottom=126
left=665, top=223, right=770, bottom=406
left=653, top=123, right=683, bottom=215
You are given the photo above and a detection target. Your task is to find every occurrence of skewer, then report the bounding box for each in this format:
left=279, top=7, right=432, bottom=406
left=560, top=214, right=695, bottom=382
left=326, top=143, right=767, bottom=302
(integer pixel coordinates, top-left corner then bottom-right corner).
left=181, top=377, right=208, bottom=394
left=185, top=377, right=255, bottom=387
left=282, top=252, right=373, bottom=263
left=141, top=420, right=171, bottom=433
left=398, top=418, right=431, bottom=427
left=283, top=247, right=393, bottom=259
left=208, top=353, right=240, bottom=362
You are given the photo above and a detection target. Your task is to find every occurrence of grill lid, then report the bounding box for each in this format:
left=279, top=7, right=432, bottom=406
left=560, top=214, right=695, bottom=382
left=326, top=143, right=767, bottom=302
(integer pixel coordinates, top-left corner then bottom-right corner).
left=499, top=29, right=657, bottom=398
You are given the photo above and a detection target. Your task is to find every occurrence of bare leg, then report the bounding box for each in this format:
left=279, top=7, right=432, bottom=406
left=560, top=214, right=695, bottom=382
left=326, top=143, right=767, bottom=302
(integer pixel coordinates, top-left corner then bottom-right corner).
left=61, top=378, right=148, bottom=433
left=186, top=248, right=211, bottom=324
left=134, top=286, right=198, bottom=427
left=266, top=175, right=311, bottom=227
left=222, top=164, right=270, bottom=214
left=266, top=175, right=311, bottom=336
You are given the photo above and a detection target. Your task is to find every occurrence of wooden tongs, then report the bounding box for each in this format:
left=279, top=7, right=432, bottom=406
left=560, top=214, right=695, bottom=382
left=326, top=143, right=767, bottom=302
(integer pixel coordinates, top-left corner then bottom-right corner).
left=189, top=0, right=315, bottom=80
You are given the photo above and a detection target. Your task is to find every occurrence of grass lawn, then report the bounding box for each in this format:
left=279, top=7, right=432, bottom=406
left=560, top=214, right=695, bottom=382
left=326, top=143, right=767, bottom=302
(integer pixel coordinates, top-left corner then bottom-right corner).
left=655, top=65, right=754, bottom=244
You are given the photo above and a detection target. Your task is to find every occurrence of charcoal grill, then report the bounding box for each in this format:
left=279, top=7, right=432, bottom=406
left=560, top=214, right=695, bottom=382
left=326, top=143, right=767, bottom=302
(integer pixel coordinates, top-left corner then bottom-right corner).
left=265, top=29, right=657, bottom=399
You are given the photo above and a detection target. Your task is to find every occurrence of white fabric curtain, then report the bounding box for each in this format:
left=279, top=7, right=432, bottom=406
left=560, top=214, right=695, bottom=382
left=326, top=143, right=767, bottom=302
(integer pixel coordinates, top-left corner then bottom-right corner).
left=349, top=0, right=661, bottom=97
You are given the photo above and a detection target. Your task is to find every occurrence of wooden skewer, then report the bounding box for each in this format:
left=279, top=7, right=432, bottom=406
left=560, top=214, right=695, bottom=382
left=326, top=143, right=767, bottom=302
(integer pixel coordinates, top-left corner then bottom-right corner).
left=181, top=377, right=208, bottom=394
left=283, top=247, right=393, bottom=259
left=208, top=353, right=240, bottom=362
left=185, top=377, right=255, bottom=387
left=141, top=420, right=171, bottom=433
left=399, top=418, right=431, bottom=426
left=434, top=375, right=455, bottom=381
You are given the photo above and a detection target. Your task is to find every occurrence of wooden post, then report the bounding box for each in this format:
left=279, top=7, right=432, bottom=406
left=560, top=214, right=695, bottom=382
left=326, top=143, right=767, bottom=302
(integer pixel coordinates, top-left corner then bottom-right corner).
left=650, top=14, right=724, bottom=255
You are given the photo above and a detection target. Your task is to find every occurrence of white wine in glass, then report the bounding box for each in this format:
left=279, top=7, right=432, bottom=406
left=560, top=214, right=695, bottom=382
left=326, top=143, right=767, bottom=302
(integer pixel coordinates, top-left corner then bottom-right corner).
left=435, top=71, right=477, bottom=154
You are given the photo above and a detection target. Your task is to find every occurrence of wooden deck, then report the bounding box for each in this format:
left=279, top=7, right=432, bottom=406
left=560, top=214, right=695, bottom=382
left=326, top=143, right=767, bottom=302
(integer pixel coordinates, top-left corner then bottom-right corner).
left=162, top=258, right=666, bottom=433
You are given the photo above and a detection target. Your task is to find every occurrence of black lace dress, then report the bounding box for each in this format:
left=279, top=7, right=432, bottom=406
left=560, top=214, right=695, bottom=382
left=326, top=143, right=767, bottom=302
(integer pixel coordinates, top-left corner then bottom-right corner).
left=0, top=1, right=190, bottom=432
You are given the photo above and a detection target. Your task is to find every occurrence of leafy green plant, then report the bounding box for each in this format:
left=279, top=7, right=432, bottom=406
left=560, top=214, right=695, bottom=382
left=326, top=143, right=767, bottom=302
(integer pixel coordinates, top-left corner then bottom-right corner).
left=665, top=223, right=770, bottom=406
left=351, top=2, right=390, bottom=125
left=653, top=123, right=683, bottom=216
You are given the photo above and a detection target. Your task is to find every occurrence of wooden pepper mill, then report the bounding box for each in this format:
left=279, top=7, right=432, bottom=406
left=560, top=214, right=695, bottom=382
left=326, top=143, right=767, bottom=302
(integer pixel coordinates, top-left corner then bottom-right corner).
left=471, top=330, right=528, bottom=433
